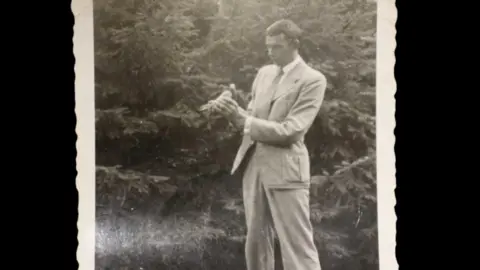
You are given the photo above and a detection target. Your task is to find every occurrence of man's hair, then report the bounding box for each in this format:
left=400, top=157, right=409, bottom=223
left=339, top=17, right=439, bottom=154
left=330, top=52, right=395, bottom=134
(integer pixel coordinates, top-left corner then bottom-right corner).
left=266, top=19, right=303, bottom=46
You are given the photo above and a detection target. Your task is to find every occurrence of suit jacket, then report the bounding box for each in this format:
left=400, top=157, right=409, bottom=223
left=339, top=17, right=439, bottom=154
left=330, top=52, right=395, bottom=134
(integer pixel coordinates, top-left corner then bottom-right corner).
left=231, top=57, right=327, bottom=189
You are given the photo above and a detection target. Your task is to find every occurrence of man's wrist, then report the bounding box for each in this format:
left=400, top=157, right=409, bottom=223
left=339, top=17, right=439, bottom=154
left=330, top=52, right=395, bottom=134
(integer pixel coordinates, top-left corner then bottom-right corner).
left=233, top=109, right=247, bottom=129
left=240, top=110, right=253, bottom=135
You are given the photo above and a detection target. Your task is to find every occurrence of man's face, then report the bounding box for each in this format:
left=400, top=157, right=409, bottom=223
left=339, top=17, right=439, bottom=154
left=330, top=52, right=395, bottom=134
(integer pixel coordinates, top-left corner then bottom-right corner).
left=266, top=33, right=295, bottom=67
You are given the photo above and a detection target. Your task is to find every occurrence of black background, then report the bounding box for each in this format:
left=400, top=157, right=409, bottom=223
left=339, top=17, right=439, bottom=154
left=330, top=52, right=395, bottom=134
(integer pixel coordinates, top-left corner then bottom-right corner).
left=4, top=0, right=473, bottom=269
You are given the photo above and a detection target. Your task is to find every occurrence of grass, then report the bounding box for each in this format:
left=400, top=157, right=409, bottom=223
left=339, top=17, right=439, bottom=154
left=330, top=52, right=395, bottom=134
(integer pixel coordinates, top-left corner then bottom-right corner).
left=96, top=210, right=229, bottom=269
left=95, top=170, right=377, bottom=270
left=95, top=194, right=290, bottom=270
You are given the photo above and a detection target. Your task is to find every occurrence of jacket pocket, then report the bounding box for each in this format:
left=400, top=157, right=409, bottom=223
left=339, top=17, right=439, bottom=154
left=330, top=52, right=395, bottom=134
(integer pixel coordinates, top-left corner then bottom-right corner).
left=282, top=154, right=304, bottom=183
left=258, top=146, right=309, bottom=188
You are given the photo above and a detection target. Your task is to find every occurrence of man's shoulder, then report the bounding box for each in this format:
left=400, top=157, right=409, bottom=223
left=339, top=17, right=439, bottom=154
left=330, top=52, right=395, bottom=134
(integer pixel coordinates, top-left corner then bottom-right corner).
left=257, top=64, right=277, bottom=75
left=303, top=64, right=327, bottom=84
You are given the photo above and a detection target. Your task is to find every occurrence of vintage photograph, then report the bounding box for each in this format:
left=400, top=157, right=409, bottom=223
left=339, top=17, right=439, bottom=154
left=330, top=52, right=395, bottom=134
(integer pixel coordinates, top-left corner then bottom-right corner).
left=74, top=0, right=396, bottom=269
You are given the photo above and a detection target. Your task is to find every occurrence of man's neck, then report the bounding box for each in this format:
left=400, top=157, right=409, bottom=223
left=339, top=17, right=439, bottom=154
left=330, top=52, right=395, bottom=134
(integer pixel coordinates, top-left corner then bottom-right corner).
left=279, top=51, right=300, bottom=68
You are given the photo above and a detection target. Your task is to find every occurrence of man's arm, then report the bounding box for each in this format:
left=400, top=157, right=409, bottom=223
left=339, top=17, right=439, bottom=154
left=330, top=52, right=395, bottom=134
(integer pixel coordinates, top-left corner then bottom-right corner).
left=245, top=75, right=326, bottom=145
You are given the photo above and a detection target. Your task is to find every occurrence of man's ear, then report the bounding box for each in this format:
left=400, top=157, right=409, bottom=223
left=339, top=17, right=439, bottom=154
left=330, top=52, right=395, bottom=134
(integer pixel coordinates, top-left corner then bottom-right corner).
left=293, top=38, right=299, bottom=46
left=288, top=38, right=300, bottom=49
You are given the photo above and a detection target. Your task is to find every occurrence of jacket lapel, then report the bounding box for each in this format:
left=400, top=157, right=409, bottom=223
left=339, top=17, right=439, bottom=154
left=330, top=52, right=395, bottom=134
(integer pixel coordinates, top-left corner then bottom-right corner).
left=253, top=69, right=279, bottom=118
left=271, top=62, right=305, bottom=102
left=253, top=59, right=306, bottom=119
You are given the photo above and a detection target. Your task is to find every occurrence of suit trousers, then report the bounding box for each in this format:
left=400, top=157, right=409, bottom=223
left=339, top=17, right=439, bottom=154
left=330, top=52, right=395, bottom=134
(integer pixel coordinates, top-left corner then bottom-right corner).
left=238, top=146, right=322, bottom=270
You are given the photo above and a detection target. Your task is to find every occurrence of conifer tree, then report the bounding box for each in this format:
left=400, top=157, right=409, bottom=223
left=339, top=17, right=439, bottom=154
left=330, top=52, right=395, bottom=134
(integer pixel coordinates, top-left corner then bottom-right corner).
left=94, top=0, right=378, bottom=269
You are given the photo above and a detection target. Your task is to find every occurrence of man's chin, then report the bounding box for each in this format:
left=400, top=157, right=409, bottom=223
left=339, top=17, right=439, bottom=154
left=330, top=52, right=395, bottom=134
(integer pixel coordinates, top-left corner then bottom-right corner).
left=271, top=59, right=283, bottom=67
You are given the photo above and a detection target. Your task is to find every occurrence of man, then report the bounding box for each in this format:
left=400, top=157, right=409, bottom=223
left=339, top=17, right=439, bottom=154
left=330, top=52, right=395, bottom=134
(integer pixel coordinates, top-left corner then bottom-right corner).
left=215, top=19, right=327, bottom=270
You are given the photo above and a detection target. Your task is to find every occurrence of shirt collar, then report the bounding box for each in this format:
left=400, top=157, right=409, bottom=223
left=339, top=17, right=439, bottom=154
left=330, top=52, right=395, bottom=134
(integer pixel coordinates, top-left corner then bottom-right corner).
left=279, top=55, right=302, bottom=74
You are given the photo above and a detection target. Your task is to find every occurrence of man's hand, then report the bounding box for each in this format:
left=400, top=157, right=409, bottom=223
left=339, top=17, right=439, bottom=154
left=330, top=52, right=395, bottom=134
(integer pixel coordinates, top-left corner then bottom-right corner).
left=215, top=96, right=237, bottom=117
left=216, top=96, right=247, bottom=128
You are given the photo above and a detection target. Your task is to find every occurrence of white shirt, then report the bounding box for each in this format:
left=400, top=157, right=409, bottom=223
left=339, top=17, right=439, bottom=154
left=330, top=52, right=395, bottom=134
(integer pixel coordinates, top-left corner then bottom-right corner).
left=278, top=55, right=302, bottom=85
left=243, top=55, right=302, bottom=135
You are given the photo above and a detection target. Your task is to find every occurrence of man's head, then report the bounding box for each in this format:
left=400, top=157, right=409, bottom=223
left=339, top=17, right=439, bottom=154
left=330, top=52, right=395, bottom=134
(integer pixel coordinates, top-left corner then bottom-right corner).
left=265, top=19, right=303, bottom=67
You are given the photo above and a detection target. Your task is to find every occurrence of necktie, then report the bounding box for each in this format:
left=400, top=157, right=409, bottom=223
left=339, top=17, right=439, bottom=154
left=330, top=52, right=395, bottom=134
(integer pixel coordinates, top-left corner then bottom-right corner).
left=266, top=68, right=284, bottom=101
left=272, top=68, right=284, bottom=85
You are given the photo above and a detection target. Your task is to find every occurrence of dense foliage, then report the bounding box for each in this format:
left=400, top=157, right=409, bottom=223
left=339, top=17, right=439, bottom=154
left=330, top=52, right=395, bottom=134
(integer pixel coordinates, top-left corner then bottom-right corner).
left=94, top=0, right=377, bottom=269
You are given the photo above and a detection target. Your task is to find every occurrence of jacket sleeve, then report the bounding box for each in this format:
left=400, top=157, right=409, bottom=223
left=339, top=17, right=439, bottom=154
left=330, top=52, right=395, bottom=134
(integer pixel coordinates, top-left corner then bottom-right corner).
left=247, top=75, right=327, bottom=145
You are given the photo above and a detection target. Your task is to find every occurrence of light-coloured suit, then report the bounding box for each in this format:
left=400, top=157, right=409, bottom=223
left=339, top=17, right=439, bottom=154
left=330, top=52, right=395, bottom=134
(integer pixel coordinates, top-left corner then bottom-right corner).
left=231, top=56, right=327, bottom=270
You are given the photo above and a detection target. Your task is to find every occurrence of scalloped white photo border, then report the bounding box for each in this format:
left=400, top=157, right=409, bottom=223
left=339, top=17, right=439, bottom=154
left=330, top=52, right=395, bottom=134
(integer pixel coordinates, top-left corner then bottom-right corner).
left=73, top=0, right=397, bottom=269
